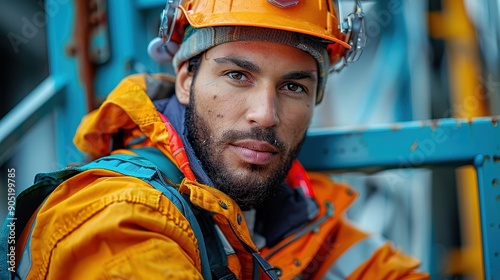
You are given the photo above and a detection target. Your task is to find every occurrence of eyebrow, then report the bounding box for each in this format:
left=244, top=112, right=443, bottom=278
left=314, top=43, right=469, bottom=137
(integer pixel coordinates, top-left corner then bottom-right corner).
left=282, top=71, right=317, bottom=82
left=214, top=57, right=261, bottom=73
left=213, top=56, right=317, bottom=82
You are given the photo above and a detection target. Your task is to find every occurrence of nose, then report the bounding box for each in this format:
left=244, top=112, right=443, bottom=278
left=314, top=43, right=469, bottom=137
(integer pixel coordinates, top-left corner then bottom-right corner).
left=245, top=86, right=280, bottom=128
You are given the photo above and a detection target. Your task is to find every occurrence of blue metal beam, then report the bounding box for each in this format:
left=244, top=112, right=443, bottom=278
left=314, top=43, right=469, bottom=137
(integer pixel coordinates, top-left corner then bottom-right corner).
left=135, top=0, right=165, bottom=9
left=0, top=76, right=66, bottom=165
left=300, top=116, right=500, bottom=171
left=475, top=154, right=500, bottom=277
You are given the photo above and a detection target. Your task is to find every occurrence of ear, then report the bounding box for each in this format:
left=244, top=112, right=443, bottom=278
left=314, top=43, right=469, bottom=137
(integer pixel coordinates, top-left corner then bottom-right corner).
left=175, top=61, right=192, bottom=105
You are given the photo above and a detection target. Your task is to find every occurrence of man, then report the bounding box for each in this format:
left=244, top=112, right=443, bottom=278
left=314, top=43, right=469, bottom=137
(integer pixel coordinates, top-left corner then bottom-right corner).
left=11, top=0, right=428, bottom=279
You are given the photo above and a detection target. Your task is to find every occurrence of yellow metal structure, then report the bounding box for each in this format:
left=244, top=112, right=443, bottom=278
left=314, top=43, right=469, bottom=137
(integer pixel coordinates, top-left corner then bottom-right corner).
left=429, top=0, right=489, bottom=278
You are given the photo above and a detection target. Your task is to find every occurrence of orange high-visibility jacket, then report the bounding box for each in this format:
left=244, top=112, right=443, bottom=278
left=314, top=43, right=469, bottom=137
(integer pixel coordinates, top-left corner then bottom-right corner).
left=16, top=74, right=429, bottom=279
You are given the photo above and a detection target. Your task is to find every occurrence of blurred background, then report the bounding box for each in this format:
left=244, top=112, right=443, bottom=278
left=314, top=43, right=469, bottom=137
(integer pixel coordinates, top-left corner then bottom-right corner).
left=1, top=0, right=499, bottom=279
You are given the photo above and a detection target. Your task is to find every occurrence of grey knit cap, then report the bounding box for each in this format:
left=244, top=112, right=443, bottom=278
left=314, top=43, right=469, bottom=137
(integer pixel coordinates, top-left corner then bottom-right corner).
left=172, top=26, right=330, bottom=104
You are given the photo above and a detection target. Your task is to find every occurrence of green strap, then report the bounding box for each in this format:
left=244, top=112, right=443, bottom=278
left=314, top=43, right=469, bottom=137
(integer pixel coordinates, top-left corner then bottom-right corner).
left=128, top=147, right=184, bottom=185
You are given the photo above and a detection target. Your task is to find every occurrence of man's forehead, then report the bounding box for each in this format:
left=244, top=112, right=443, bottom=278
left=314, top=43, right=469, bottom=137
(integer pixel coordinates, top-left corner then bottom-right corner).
left=207, top=41, right=318, bottom=68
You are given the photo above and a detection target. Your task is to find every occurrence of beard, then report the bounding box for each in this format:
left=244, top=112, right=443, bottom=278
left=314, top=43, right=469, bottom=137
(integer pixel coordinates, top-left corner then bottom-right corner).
left=185, top=90, right=303, bottom=210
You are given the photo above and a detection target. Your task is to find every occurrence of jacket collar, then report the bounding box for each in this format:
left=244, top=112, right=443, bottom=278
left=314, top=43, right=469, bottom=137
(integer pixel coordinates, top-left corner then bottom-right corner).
left=154, top=96, right=215, bottom=186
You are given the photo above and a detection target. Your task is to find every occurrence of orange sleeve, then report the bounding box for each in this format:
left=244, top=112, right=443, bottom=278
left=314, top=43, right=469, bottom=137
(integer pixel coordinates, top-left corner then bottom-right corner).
left=26, top=171, right=203, bottom=280
left=349, top=242, right=430, bottom=280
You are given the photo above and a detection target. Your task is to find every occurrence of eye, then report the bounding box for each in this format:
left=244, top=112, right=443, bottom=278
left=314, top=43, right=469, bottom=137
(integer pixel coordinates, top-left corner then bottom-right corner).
left=227, top=71, right=248, bottom=81
left=282, top=83, right=306, bottom=93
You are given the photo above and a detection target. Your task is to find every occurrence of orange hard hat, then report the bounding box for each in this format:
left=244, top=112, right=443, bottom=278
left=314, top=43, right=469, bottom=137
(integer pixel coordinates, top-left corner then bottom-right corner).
left=173, top=0, right=350, bottom=67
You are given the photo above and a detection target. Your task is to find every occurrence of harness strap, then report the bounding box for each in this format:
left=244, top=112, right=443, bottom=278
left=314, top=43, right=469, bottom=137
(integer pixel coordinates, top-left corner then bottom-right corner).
left=251, top=252, right=280, bottom=280
left=212, top=266, right=238, bottom=280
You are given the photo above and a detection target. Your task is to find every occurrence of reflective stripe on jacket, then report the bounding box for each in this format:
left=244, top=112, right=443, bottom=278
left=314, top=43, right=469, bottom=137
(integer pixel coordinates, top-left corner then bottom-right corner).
left=17, top=74, right=428, bottom=279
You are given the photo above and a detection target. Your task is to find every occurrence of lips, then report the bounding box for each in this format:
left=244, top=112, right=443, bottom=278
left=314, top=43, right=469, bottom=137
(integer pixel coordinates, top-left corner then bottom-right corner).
left=229, top=140, right=278, bottom=165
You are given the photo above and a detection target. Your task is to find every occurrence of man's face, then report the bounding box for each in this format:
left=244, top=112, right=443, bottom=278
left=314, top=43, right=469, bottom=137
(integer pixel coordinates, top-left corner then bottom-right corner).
left=177, top=40, right=318, bottom=209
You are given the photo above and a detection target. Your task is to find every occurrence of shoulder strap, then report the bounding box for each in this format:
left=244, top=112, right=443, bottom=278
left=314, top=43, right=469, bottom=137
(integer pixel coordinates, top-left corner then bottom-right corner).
left=128, top=147, right=184, bottom=185
left=128, top=148, right=237, bottom=279
left=190, top=205, right=238, bottom=280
